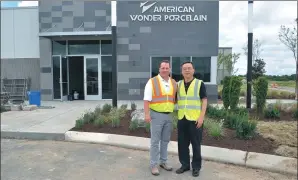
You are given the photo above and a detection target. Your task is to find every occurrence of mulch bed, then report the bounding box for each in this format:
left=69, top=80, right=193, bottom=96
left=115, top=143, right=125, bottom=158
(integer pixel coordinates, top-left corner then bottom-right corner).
left=70, top=110, right=278, bottom=155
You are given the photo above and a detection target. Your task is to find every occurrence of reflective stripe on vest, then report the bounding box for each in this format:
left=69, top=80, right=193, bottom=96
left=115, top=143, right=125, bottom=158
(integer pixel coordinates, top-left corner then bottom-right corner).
left=177, top=79, right=201, bottom=102
left=151, top=76, right=175, bottom=104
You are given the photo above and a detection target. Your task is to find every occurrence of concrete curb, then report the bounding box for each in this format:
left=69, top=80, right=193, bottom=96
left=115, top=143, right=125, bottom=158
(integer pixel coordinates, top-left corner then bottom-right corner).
left=65, top=131, right=297, bottom=176
left=1, top=131, right=65, bottom=141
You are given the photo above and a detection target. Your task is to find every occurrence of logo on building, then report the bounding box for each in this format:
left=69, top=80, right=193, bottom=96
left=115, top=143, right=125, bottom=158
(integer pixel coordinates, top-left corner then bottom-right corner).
left=140, top=1, right=157, bottom=13
left=130, top=1, right=208, bottom=22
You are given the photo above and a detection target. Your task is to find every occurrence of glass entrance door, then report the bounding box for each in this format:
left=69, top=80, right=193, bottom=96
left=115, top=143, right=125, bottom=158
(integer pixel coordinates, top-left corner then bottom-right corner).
left=84, top=55, right=102, bottom=100
left=52, top=55, right=68, bottom=101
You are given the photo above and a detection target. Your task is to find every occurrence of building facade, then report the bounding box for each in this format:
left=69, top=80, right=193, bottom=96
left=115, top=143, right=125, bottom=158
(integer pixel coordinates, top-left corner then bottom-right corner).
left=1, top=1, right=221, bottom=103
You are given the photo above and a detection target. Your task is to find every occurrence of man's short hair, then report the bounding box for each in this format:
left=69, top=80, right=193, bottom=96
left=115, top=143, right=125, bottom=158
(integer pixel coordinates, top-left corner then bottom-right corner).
left=159, top=60, right=170, bottom=67
left=181, top=61, right=193, bottom=68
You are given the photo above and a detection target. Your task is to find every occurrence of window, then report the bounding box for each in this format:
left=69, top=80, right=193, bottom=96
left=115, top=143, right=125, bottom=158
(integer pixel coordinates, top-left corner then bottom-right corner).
left=101, top=56, right=113, bottom=99
left=192, top=57, right=211, bottom=82
left=151, top=57, right=170, bottom=77
left=68, top=40, right=100, bottom=54
left=52, top=41, right=66, bottom=55
left=101, top=40, right=112, bottom=55
left=150, top=56, right=211, bottom=82
left=171, top=57, right=190, bottom=82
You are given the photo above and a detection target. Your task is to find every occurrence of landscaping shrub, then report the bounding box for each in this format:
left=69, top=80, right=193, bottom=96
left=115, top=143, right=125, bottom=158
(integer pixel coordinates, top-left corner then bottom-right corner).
left=236, top=119, right=257, bottom=140
left=204, top=118, right=224, bottom=138
left=264, top=107, right=280, bottom=119
left=229, top=76, right=242, bottom=110
left=102, top=104, right=112, bottom=114
left=94, top=106, right=102, bottom=117
left=131, top=102, right=137, bottom=111
left=93, top=115, right=105, bottom=127
left=222, top=76, right=231, bottom=109
left=254, top=76, right=268, bottom=114
left=82, top=110, right=96, bottom=123
left=224, top=113, right=241, bottom=130
left=206, top=105, right=227, bottom=120
left=221, top=76, right=242, bottom=110
left=109, top=107, right=121, bottom=127
left=75, top=118, right=84, bottom=129
left=129, top=120, right=139, bottom=131
left=145, top=122, right=150, bottom=132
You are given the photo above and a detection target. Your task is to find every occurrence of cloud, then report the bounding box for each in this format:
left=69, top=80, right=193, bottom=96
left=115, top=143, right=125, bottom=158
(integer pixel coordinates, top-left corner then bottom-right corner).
left=18, top=1, right=38, bottom=7
left=219, top=1, right=297, bottom=75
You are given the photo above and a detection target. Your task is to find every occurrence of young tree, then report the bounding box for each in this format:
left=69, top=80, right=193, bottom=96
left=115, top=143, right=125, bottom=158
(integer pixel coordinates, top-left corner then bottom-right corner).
left=243, top=38, right=263, bottom=61
left=252, top=59, right=266, bottom=80
left=226, top=53, right=240, bottom=75
left=278, top=18, right=297, bottom=99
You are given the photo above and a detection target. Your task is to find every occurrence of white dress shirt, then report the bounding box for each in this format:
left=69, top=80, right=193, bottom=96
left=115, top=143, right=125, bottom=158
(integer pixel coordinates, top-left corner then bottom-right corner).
left=143, top=74, right=171, bottom=101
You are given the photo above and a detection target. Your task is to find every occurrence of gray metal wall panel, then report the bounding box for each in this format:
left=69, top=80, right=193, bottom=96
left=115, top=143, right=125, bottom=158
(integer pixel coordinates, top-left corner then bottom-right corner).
left=117, top=1, right=219, bottom=101
left=39, top=0, right=111, bottom=32
left=39, top=37, right=53, bottom=100
left=0, top=58, right=40, bottom=91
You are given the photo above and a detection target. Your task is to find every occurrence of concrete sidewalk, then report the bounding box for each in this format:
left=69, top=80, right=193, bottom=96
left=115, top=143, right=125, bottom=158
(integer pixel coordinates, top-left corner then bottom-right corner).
left=2, top=139, right=296, bottom=180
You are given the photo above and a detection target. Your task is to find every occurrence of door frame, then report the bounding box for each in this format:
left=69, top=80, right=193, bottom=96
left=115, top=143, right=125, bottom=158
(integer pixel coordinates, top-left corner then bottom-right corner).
left=52, top=55, right=68, bottom=101
left=84, top=55, right=102, bottom=100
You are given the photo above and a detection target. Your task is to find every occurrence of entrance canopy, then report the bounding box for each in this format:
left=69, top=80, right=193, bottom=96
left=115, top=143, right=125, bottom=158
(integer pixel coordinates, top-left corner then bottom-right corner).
left=39, top=31, right=112, bottom=38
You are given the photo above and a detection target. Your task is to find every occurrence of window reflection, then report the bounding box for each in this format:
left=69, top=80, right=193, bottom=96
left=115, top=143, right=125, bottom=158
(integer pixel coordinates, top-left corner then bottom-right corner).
left=101, top=56, right=113, bottom=99
left=101, top=40, right=112, bottom=55
left=192, top=57, right=211, bottom=82
left=68, top=40, right=100, bottom=55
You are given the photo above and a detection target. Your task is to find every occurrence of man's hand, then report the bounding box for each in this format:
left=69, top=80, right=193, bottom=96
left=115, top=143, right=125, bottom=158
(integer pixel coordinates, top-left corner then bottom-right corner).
left=195, top=116, right=204, bottom=128
left=145, top=114, right=151, bottom=123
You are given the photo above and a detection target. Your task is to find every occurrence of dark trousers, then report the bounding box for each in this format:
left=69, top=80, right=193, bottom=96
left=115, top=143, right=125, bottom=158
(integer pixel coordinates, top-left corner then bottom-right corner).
left=177, top=117, right=203, bottom=170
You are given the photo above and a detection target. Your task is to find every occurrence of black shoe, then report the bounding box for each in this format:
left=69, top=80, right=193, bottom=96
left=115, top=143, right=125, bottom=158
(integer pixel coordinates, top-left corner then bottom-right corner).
left=192, top=169, right=200, bottom=177
left=175, top=167, right=190, bottom=174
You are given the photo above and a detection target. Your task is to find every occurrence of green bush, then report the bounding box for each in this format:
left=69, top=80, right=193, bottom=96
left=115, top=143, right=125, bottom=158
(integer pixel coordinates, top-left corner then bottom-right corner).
left=109, top=107, right=121, bottom=127
left=222, top=76, right=231, bottom=109
left=221, top=76, right=242, bottom=110
left=236, top=119, right=257, bottom=140
left=224, top=113, right=241, bottom=130
left=131, top=102, right=137, bottom=111
left=93, top=116, right=105, bottom=127
left=129, top=120, right=139, bottom=131
left=75, top=119, right=84, bottom=129
left=204, top=118, right=224, bottom=138
left=145, top=122, right=150, bottom=132
left=102, top=104, right=112, bottom=114
left=229, top=76, right=242, bottom=110
left=264, top=108, right=280, bottom=119
left=82, top=111, right=96, bottom=123
left=206, top=105, right=227, bottom=119
left=254, top=77, right=268, bottom=114
left=171, top=111, right=178, bottom=130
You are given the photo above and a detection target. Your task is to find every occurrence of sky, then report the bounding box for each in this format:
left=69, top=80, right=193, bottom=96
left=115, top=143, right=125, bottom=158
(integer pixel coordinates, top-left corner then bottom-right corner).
left=1, top=1, right=297, bottom=76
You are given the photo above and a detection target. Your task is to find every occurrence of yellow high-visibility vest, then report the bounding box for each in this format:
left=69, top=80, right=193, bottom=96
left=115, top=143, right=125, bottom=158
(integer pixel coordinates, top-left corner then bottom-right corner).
left=177, top=78, right=202, bottom=121
left=149, top=75, right=177, bottom=112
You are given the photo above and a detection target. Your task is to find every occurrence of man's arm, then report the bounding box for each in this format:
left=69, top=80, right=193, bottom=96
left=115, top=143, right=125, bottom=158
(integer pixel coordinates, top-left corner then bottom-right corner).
left=143, top=80, right=152, bottom=118
left=199, top=82, right=208, bottom=119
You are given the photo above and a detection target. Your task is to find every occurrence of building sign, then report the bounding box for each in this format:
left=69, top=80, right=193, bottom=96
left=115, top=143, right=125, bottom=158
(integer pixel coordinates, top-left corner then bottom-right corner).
left=130, top=1, right=207, bottom=22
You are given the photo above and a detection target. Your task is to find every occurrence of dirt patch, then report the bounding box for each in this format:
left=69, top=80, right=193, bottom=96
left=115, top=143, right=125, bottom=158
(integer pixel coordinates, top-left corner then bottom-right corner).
left=71, top=110, right=278, bottom=155
left=274, top=145, right=297, bottom=158
left=257, top=121, right=297, bottom=147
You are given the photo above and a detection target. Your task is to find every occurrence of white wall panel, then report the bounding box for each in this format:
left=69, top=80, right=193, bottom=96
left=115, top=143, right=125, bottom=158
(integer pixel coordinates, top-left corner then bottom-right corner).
left=1, top=9, right=14, bottom=58
left=0, top=7, right=39, bottom=59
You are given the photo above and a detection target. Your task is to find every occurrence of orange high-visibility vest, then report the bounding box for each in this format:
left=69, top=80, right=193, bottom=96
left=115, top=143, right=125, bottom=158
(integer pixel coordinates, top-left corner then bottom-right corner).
left=149, top=75, right=177, bottom=113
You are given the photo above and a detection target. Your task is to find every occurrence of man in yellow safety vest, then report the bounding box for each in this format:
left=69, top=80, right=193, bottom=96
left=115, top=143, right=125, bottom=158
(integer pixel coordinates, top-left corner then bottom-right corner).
left=143, top=60, right=177, bottom=176
left=175, top=61, right=207, bottom=177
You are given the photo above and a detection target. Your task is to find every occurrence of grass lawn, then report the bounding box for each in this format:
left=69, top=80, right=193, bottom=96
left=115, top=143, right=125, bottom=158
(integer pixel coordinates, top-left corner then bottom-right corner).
left=269, top=80, right=295, bottom=88
left=257, top=121, right=297, bottom=158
